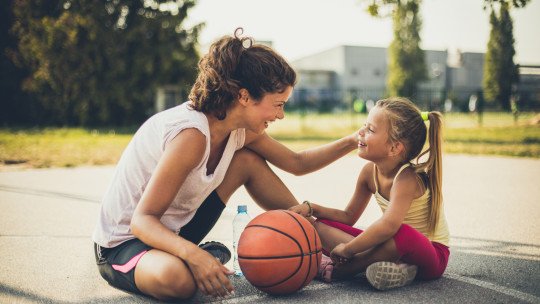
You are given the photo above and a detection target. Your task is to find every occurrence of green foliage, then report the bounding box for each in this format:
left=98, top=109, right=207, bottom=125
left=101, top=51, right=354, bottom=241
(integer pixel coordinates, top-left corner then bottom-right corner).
left=482, top=0, right=529, bottom=9
left=8, top=0, right=202, bottom=126
left=362, top=0, right=427, bottom=98
left=482, top=0, right=530, bottom=111
left=0, top=0, right=38, bottom=126
left=387, top=1, right=427, bottom=97
left=482, top=2, right=520, bottom=111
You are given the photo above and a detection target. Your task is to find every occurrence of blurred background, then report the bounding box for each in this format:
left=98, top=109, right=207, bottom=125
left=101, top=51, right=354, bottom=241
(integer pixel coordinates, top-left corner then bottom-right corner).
left=1, top=0, right=539, bottom=168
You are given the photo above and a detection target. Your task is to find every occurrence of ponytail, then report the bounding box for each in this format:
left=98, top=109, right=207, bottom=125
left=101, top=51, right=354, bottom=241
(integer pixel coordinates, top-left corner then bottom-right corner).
left=426, top=112, right=443, bottom=233
left=376, top=98, right=444, bottom=236
left=416, top=111, right=443, bottom=235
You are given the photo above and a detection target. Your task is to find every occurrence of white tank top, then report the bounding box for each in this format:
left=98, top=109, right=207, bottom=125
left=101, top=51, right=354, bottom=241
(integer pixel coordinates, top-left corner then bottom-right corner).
left=93, top=102, right=245, bottom=247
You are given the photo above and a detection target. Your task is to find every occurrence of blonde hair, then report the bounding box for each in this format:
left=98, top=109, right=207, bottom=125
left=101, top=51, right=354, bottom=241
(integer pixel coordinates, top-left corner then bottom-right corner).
left=375, top=97, right=443, bottom=235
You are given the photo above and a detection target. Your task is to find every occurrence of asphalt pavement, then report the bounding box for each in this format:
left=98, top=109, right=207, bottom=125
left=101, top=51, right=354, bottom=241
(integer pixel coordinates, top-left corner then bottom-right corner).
left=1, top=154, right=539, bottom=303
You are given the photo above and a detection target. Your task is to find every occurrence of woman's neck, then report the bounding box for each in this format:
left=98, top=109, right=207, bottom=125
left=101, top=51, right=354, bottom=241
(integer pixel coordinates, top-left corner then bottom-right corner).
left=206, top=114, right=232, bottom=141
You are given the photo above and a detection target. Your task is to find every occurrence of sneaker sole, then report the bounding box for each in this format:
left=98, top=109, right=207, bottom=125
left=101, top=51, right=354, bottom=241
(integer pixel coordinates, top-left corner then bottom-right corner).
left=366, top=261, right=417, bottom=291
left=199, top=241, right=231, bottom=265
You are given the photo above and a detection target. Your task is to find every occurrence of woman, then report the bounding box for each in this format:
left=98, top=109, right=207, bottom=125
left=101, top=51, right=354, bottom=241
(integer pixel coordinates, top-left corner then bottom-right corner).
left=92, top=28, right=357, bottom=300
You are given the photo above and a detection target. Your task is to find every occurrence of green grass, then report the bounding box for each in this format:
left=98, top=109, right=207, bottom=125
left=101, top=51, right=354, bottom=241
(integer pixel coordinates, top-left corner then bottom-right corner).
left=0, top=128, right=132, bottom=168
left=267, top=112, right=540, bottom=158
left=1, top=112, right=539, bottom=169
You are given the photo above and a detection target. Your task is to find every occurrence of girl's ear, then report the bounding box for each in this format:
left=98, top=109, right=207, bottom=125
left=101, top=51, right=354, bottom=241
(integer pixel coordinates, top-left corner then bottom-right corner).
left=389, top=141, right=405, bottom=157
left=238, top=88, right=250, bottom=106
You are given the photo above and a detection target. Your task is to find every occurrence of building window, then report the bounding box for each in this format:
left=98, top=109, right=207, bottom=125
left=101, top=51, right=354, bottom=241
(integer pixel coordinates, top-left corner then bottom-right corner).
left=350, top=68, right=358, bottom=76
left=373, top=69, right=381, bottom=77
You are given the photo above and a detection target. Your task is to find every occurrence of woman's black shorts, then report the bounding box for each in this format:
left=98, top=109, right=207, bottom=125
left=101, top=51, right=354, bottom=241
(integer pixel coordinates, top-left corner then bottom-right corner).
left=94, top=190, right=225, bottom=294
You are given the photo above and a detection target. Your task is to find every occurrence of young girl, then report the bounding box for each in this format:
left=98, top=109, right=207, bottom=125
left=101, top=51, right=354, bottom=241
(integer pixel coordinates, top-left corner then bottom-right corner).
left=290, top=97, right=449, bottom=290
left=92, top=28, right=357, bottom=301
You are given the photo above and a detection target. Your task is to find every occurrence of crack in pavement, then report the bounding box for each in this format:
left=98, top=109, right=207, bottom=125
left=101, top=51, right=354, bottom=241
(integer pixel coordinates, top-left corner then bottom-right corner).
left=0, top=184, right=100, bottom=204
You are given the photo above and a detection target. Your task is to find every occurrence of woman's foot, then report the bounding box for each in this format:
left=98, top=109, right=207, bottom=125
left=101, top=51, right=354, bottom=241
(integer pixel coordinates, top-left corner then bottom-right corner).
left=316, top=254, right=334, bottom=283
left=366, top=261, right=417, bottom=291
left=199, top=241, right=231, bottom=264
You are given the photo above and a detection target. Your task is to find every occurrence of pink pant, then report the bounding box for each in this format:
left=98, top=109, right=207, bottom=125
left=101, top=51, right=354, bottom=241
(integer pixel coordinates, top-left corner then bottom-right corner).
left=318, top=219, right=449, bottom=280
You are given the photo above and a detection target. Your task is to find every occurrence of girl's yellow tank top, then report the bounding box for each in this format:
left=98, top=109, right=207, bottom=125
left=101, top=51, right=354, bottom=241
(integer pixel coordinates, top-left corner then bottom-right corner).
left=373, top=163, right=450, bottom=246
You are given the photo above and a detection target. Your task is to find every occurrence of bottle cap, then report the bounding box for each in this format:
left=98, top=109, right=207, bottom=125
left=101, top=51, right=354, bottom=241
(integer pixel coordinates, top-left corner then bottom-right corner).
left=237, top=205, right=247, bottom=213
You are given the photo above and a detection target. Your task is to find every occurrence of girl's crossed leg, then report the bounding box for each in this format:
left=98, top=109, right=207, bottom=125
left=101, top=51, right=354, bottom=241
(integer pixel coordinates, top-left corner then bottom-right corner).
left=314, top=219, right=449, bottom=281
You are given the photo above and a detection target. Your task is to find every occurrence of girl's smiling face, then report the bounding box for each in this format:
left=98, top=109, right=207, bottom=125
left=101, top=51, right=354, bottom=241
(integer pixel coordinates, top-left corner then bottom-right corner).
left=357, top=106, right=394, bottom=161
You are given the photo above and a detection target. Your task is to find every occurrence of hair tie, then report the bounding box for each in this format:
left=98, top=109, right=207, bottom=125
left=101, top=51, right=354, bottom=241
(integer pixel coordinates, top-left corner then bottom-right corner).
left=234, top=27, right=244, bottom=39
left=421, top=111, right=429, bottom=121
left=233, top=27, right=252, bottom=49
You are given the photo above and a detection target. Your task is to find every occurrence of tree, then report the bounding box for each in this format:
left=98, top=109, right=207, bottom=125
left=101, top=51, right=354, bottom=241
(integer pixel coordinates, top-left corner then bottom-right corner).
left=482, top=0, right=529, bottom=111
left=9, top=0, right=202, bottom=126
left=0, top=0, right=39, bottom=125
left=365, top=0, right=427, bottom=98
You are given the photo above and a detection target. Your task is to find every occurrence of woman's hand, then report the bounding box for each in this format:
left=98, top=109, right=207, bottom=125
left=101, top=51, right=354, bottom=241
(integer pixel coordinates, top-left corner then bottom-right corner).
left=288, top=203, right=311, bottom=217
left=184, top=246, right=234, bottom=298
left=330, top=243, right=353, bottom=265
left=348, top=130, right=360, bottom=146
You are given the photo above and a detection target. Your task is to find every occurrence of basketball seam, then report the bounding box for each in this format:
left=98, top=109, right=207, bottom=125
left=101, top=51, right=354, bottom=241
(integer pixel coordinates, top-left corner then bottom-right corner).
left=238, top=252, right=320, bottom=260
left=239, top=223, right=304, bottom=289
left=238, top=212, right=323, bottom=292
left=238, top=225, right=322, bottom=258
left=282, top=210, right=315, bottom=290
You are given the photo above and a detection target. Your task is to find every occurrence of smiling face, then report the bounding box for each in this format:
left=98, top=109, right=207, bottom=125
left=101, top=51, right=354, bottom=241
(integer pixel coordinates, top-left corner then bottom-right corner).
left=243, top=86, right=293, bottom=134
left=357, top=106, right=394, bottom=161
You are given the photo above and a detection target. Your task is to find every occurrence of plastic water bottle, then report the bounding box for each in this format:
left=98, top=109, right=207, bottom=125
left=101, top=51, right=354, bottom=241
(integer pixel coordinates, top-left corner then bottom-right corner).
left=233, top=205, right=251, bottom=276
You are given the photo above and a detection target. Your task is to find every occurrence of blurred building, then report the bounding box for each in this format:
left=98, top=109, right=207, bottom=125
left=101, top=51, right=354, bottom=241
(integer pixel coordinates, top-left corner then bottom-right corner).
left=155, top=85, right=185, bottom=113
left=154, top=43, right=539, bottom=113
left=291, top=46, right=388, bottom=112
left=517, top=65, right=540, bottom=111
left=291, top=45, right=539, bottom=112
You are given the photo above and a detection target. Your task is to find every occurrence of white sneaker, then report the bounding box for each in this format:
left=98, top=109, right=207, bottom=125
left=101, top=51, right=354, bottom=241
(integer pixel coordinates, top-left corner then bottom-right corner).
left=366, top=261, right=417, bottom=291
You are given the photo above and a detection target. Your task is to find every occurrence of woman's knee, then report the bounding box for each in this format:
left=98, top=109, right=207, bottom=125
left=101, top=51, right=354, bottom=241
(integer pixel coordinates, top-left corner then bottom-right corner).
left=136, top=252, right=197, bottom=300
left=226, top=148, right=268, bottom=181
left=231, top=148, right=266, bottom=168
left=218, top=149, right=268, bottom=201
left=155, top=262, right=197, bottom=300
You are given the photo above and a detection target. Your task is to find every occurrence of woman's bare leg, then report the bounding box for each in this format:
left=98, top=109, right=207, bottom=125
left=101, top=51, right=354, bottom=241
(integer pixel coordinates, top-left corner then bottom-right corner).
left=133, top=150, right=299, bottom=300
left=134, top=250, right=197, bottom=301
left=216, top=149, right=299, bottom=210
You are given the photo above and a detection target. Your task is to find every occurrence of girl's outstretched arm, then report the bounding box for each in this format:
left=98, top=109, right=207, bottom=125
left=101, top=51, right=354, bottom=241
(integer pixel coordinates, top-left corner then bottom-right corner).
left=290, top=163, right=373, bottom=225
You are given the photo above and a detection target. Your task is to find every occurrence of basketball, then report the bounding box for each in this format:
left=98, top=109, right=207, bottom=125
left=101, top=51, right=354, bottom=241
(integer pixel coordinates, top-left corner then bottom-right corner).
left=237, top=210, right=322, bottom=295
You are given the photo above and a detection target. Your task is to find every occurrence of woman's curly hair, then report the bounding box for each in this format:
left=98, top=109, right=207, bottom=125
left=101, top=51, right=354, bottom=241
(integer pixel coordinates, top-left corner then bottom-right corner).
left=189, top=28, right=296, bottom=120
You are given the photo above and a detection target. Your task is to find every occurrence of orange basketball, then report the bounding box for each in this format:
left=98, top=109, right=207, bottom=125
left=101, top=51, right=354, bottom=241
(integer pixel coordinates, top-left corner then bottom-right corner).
left=237, top=210, right=322, bottom=295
